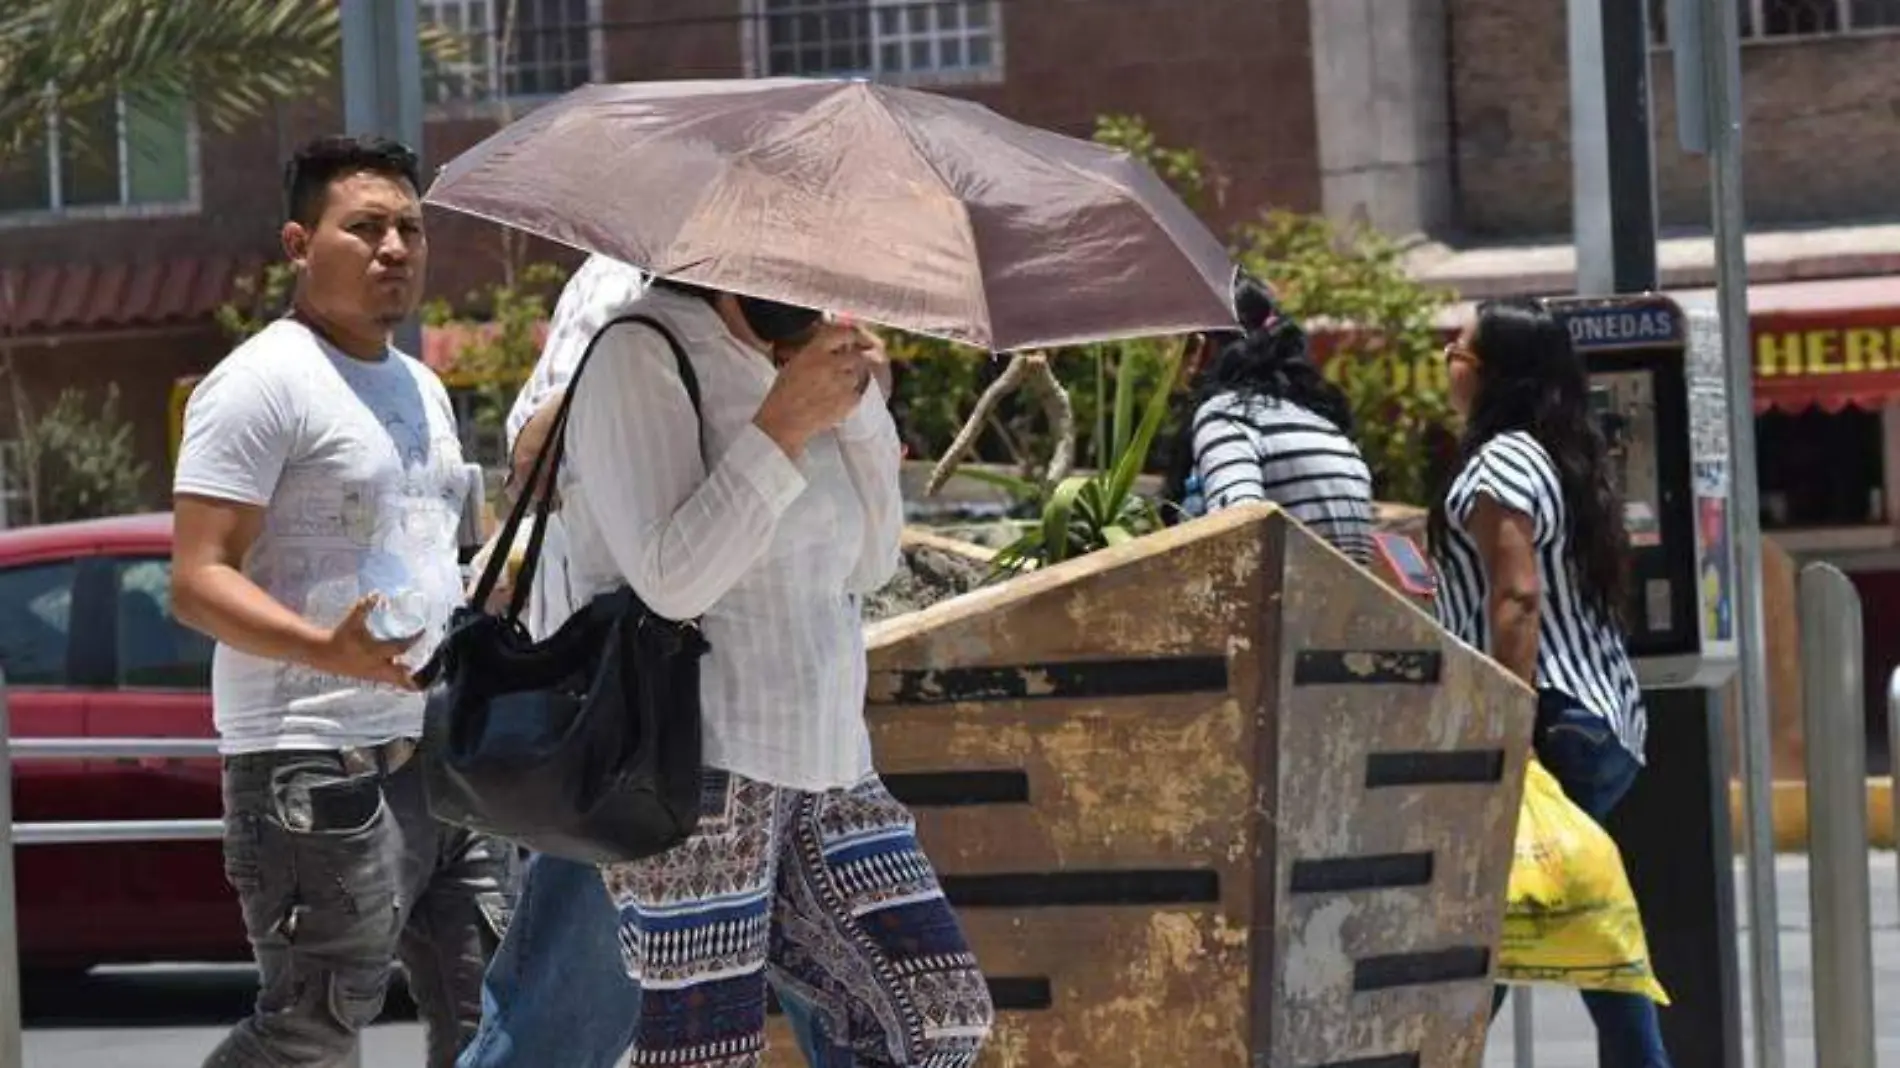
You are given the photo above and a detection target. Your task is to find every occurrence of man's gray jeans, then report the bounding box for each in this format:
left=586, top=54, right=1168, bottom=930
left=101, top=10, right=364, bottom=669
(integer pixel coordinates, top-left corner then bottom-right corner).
left=202, top=748, right=514, bottom=1068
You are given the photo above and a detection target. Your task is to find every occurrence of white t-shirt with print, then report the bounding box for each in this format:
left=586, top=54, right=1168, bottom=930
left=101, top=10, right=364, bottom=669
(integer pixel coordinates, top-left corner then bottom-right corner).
left=174, top=318, right=472, bottom=754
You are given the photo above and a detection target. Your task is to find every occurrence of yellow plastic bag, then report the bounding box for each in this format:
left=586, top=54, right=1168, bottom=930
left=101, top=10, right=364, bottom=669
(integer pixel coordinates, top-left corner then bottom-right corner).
left=1497, top=758, right=1670, bottom=1004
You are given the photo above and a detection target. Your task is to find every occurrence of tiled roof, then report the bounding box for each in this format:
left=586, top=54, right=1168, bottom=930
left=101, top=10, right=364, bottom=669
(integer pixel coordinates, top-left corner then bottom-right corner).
left=0, top=257, right=261, bottom=335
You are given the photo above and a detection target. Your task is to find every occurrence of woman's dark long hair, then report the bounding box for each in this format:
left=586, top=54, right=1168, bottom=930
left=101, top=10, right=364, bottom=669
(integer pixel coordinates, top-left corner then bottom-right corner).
left=1425, top=298, right=1629, bottom=618
left=1161, top=272, right=1355, bottom=518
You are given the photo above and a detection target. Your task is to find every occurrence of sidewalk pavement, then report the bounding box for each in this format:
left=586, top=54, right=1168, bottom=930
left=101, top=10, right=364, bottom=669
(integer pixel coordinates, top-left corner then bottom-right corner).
left=1485, top=853, right=1900, bottom=1068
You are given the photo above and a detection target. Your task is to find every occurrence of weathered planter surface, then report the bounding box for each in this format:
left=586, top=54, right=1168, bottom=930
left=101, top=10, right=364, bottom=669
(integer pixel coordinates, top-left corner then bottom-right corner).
left=770, top=505, right=1533, bottom=1067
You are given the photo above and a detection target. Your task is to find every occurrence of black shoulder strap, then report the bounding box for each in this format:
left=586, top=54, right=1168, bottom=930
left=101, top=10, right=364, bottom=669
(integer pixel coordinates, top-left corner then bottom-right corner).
left=470, top=314, right=702, bottom=624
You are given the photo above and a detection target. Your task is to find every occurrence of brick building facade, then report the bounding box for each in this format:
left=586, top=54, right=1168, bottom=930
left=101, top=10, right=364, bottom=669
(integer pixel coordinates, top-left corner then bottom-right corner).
left=6, top=0, right=1900, bottom=521
left=0, top=0, right=1325, bottom=517
left=1448, top=0, right=1900, bottom=238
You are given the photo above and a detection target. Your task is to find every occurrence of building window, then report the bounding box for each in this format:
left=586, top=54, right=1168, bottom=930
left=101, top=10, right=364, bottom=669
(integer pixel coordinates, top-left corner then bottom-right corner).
left=1757, top=407, right=1886, bottom=529
left=1654, top=0, right=1900, bottom=41
left=759, top=0, right=1002, bottom=82
left=0, top=93, right=194, bottom=219
left=422, top=0, right=598, bottom=105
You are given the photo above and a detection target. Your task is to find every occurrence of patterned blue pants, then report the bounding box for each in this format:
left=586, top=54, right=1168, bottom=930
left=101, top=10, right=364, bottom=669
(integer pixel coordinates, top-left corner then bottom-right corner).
left=601, top=771, right=994, bottom=1067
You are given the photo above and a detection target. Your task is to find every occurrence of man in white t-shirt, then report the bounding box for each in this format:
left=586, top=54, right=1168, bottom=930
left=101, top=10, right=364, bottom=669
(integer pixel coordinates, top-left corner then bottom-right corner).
left=172, top=135, right=510, bottom=1068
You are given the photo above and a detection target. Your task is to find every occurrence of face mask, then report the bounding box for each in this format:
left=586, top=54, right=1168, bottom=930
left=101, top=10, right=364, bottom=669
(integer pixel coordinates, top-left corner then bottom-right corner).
left=737, top=294, right=823, bottom=346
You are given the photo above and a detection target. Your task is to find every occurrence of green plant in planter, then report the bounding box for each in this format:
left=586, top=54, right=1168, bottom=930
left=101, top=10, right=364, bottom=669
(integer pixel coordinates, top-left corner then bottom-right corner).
left=977, top=341, right=1183, bottom=577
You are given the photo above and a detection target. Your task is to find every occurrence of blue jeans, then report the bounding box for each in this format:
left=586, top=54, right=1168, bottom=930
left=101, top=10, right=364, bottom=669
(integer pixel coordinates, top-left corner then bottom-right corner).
left=1490, top=690, right=1672, bottom=1068
left=457, top=852, right=832, bottom=1068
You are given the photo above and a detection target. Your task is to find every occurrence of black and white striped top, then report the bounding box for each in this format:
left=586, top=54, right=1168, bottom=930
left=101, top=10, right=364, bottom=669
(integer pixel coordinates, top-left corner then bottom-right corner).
left=1190, top=393, right=1375, bottom=563
left=1434, top=431, right=1647, bottom=760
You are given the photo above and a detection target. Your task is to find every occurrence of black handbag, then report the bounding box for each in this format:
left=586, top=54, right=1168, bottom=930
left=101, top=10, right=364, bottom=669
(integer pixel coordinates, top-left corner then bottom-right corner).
left=415, top=314, right=710, bottom=865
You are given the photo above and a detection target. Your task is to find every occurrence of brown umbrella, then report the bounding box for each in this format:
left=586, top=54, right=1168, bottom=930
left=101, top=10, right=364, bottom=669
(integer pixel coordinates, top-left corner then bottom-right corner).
left=423, top=78, right=1237, bottom=352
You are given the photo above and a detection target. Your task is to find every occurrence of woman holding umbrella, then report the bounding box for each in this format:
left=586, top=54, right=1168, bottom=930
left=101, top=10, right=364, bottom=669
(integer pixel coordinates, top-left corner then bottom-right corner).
left=423, top=76, right=1246, bottom=1066
left=559, top=279, right=992, bottom=1066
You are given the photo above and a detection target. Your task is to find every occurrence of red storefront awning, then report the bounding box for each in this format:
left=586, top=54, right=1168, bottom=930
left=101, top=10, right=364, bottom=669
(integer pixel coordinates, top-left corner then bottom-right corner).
left=1416, top=276, right=1900, bottom=415
left=21, top=256, right=1899, bottom=419
left=1673, top=276, right=1900, bottom=414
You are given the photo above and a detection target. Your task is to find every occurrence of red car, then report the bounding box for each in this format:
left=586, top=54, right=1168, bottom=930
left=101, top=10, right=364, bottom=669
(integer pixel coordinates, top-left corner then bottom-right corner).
left=1, top=512, right=245, bottom=974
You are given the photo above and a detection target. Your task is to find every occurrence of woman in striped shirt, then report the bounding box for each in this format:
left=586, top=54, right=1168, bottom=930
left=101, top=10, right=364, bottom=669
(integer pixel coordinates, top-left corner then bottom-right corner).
left=1428, top=298, right=1666, bottom=1067
left=1162, top=273, right=1375, bottom=563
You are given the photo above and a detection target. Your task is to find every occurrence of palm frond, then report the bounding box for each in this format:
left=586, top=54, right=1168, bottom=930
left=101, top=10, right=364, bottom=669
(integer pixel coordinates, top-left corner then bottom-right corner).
left=3, top=2, right=467, bottom=181
left=0, top=1, right=340, bottom=160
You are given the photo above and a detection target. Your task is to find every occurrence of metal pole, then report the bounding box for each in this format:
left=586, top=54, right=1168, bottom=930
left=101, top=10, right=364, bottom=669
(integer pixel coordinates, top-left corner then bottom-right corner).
left=0, top=674, right=21, bottom=1068
left=340, top=0, right=425, bottom=360
left=1796, top=564, right=1876, bottom=1068
left=1698, top=0, right=1784, bottom=1062
left=1568, top=0, right=1614, bottom=296
left=1572, top=0, right=1662, bottom=295
left=1512, top=987, right=1535, bottom=1067
left=12, top=820, right=224, bottom=845
left=9, top=737, right=221, bottom=759
left=1601, top=0, right=1661, bottom=294
left=1890, top=667, right=1900, bottom=929
left=1669, top=0, right=1709, bottom=154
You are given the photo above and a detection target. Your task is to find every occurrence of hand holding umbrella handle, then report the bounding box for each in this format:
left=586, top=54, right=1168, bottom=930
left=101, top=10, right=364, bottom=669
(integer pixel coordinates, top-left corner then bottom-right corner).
left=754, top=327, right=874, bottom=460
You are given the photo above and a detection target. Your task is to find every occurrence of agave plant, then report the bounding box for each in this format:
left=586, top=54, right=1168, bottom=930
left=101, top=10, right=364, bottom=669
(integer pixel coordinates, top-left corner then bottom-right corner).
left=975, top=339, right=1185, bottom=578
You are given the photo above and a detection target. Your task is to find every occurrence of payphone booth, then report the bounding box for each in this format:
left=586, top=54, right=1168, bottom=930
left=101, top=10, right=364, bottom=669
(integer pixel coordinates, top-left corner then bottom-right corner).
left=1557, top=294, right=1740, bottom=686
left=1549, top=294, right=1745, bottom=1068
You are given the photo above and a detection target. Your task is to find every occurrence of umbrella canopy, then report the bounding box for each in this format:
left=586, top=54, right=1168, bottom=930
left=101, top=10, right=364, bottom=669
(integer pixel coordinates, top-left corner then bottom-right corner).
left=424, top=78, right=1238, bottom=352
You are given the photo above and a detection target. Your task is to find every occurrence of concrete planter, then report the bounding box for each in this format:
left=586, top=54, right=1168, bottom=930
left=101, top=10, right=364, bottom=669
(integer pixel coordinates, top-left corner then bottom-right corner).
left=801, top=504, right=1533, bottom=1068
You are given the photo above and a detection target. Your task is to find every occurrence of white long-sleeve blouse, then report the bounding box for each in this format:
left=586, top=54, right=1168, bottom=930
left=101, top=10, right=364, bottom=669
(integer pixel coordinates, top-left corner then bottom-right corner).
left=561, top=286, right=903, bottom=791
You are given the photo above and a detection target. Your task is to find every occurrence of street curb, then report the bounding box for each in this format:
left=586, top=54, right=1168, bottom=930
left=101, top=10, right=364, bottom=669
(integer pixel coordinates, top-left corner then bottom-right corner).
left=1728, top=778, right=1895, bottom=852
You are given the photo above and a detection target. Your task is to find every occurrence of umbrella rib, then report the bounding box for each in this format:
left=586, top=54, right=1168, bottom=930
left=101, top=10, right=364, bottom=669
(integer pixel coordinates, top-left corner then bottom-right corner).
left=627, top=99, right=794, bottom=277
left=859, top=85, right=994, bottom=351
left=869, top=90, right=1231, bottom=350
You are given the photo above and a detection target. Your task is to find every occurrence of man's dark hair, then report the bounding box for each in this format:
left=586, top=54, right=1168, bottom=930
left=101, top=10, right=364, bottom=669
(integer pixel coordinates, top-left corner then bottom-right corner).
left=282, top=135, right=422, bottom=228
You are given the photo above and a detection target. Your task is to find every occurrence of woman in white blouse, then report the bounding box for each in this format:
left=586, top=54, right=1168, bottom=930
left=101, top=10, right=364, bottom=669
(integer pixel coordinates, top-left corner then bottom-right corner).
left=559, top=279, right=993, bottom=1067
